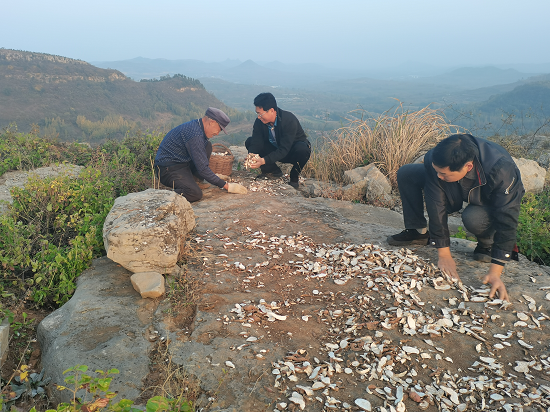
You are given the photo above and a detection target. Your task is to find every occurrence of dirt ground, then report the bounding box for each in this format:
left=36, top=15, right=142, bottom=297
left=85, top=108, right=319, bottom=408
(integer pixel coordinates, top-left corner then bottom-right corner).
left=150, top=171, right=550, bottom=411
left=2, top=170, right=549, bottom=411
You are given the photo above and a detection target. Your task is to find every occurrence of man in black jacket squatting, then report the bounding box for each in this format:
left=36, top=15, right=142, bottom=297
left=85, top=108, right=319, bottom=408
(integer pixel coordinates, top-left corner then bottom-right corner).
left=245, top=93, right=311, bottom=189
left=387, top=134, right=525, bottom=301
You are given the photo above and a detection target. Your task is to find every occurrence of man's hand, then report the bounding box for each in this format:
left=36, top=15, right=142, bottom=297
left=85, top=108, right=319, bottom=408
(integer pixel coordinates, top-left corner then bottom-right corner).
left=483, top=264, right=508, bottom=301
left=227, top=182, right=248, bottom=194
left=437, top=247, right=461, bottom=281
left=247, top=153, right=265, bottom=169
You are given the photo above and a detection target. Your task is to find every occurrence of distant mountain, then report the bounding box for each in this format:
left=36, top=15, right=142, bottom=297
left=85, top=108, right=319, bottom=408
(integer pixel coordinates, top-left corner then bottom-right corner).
left=473, top=81, right=550, bottom=115
left=93, top=57, right=351, bottom=87
left=92, top=57, right=238, bottom=81
left=0, top=49, right=248, bottom=142
left=414, top=66, right=533, bottom=90
left=451, top=80, right=550, bottom=136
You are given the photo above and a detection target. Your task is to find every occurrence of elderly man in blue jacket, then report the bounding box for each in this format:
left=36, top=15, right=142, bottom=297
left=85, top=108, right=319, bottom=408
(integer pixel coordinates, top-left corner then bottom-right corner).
left=245, top=93, right=311, bottom=188
left=387, top=134, right=525, bottom=301
left=154, top=107, right=246, bottom=202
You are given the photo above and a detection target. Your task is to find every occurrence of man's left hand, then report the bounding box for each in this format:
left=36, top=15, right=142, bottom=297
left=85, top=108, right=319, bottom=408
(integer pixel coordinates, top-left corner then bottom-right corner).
left=482, top=264, right=509, bottom=302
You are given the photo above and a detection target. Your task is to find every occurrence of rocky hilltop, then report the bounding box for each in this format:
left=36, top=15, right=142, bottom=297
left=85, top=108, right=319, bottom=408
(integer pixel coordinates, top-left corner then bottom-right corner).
left=36, top=172, right=550, bottom=412
left=0, top=49, right=234, bottom=141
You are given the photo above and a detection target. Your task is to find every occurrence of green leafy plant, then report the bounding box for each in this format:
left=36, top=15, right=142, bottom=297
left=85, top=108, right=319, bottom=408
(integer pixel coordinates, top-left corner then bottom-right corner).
left=41, top=365, right=194, bottom=412
left=8, top=366, right=51, bottom=401
left=1, top=170, right=113, bottom=306
left=517, top=190, right=550, bottom=265
left=451, top=226, right=476, bottom=241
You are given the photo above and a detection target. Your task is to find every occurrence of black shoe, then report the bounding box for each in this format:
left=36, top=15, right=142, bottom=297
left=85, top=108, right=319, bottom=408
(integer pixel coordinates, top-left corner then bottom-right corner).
left=255, top=173, right=270, bottom=180
left=271, top=170, right=283, bottom=178
left=387, top=229, right=429, bottom=246
left=289, top=180, right=299, bottom=189
left=473, top=245, right=492, bottom=262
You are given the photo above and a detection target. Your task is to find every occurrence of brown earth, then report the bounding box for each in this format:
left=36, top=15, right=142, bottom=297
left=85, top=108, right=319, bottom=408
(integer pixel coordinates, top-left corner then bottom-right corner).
left=145, top=171, right=550, bottom=411
left=3, top=169, right=549, bottom=412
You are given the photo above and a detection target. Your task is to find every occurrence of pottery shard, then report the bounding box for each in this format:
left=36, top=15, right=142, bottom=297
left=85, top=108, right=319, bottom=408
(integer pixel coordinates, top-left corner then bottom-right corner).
left=103, top=189, right=196, bottom=274
left=131, top=272, right=165, bottom=298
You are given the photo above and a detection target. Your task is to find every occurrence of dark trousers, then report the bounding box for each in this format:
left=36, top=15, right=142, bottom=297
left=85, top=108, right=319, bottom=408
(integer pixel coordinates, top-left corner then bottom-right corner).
left=397, top=163, right=495, bottom=247
left=245, top=138, right=311, bottom=181
left=154, top=141, right=212, bottom=203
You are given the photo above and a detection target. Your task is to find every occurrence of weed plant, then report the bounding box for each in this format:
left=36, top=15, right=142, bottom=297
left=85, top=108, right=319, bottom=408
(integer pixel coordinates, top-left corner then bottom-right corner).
left=517, top=188, right=550, bottom=265
left=304, top=103, right=455, bottom=187
left=0, top=128, right=163, bottom=308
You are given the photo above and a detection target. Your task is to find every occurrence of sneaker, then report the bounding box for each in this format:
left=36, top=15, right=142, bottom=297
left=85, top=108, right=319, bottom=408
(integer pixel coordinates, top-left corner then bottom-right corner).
left=473, top=245, right=492, bottom=263
left=289, top=180, right=299, bottom=189
left=387, top=229, right=429, bottom=246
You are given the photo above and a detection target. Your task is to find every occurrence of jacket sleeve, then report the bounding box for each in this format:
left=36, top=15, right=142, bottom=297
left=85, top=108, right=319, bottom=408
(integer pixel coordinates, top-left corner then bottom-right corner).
left=263, top=114, right=299, bottom=164
left=185, top=135, right=226, bottom=189
left=486, top=159, right=524, bottom=261
left=423, top=161, right=452, bottom=248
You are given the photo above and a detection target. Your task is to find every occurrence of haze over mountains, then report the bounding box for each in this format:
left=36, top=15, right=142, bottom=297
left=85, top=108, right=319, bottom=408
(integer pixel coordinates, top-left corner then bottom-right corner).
left=1, top=48, right=549, bottom=145
left=93, top=56, right=550, bottom=137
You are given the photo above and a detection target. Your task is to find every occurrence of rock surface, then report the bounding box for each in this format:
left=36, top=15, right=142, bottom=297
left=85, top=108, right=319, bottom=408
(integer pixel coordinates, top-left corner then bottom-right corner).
left=131, top=272, right=165, bottom=298
left=342, top=164, right=393, bottom=203
left=103, top=188, right=196, bottom=274
left=0, top=319, right=9, bottom=368
left=513, top=156, right=547, bottom=193
left=38, top=174, right=550, bottom=411
left=37, top=256, right=159, bottom=402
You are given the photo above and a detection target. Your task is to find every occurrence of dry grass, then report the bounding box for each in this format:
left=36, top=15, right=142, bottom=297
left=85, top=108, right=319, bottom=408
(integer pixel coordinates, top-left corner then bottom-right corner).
left=304, top=102, right=456, bottom=187
left=136, top=340, right=202, bottom=407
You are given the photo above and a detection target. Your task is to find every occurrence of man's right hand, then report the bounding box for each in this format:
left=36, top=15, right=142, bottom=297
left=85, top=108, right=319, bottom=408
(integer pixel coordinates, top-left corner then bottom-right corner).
left=227, top=183, right=248, bottom=194
left=437, top=247, right=461, bottom=281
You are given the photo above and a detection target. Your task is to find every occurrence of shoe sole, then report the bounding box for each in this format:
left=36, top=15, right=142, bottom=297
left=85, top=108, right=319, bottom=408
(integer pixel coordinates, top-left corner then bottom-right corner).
left=387, top=237, right=429, bottom=246
left=473, top=253, right=492, bottom=263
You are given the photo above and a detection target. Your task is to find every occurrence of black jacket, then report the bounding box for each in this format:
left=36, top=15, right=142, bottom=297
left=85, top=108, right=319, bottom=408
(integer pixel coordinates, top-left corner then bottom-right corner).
left=423, top=134, right=524, bottom=262
left=248, top=108, right=308, bottom=164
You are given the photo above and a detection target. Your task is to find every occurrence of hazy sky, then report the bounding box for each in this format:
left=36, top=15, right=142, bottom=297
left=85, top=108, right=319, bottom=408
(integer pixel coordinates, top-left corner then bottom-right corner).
left=3, top=0, right=549, bottom=69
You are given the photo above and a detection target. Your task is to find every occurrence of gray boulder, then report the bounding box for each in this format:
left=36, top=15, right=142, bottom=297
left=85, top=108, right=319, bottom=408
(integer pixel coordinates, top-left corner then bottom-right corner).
left=37, top=257, right=157, bottom=402
left=513, top=157, right=546, bottom=194
left=342, top=164, right=393, bottom=202
left=103, top=189, right=196, bottom=274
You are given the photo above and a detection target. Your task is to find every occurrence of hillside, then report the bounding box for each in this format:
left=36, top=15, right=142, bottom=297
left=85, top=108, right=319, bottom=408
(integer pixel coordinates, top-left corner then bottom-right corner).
left=0, top=49, right=250, bottom=142
left=454, top=80, right=550, bottom=135
left=413, top=66, right=533, bottom=89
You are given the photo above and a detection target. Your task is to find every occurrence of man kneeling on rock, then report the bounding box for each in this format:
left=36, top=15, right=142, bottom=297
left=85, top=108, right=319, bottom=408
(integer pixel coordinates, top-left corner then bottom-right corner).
left=154, top=107, right=246, bottom=202
left=245, top=92, right=311, bottom=189
left=387, top=134, right=525, bottom=301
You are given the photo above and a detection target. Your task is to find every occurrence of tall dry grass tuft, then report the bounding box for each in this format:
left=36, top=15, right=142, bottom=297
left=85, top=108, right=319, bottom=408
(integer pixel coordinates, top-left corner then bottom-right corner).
left=304, top=103, right=456, bottom=187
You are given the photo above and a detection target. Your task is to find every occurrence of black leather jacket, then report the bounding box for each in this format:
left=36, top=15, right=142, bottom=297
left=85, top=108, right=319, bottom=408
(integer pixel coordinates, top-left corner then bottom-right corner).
left=424, top=134, right=524, bottom=262
left=248, top=108, right=308, bottom=164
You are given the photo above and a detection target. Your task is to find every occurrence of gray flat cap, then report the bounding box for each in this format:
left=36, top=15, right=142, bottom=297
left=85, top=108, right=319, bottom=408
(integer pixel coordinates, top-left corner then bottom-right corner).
left=205, top=107, right=230, bottom=134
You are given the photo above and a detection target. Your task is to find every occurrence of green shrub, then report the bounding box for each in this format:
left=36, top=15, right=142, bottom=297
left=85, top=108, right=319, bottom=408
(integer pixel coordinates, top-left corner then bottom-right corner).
left=1, top=169, right=114, bottom=306
left=0, top=128, right=55, bottom=174
left=517, top=189, right=550, bottom=265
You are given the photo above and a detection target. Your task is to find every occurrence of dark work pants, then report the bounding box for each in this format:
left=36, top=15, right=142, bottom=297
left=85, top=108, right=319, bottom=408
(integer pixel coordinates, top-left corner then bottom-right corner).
left=245, top=138, right=311, bottom=181
left=397, top=163, right=495, bottom=248
left=154, top=141, right=212, bottom=203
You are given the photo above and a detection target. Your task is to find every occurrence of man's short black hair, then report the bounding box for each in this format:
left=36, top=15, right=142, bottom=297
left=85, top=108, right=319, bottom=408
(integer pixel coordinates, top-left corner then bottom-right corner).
left=432, top=134, right=478, bottom=171
left=254, top=92, right=277, bottom=111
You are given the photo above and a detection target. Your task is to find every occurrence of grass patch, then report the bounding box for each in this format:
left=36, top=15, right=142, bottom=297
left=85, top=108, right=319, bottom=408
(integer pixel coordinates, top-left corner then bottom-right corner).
left=304, top=103, right=454, bottom=187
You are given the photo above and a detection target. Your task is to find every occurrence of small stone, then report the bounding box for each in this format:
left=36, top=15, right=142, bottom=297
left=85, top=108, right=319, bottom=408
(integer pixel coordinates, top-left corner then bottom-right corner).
left=130, top=272, right=165, bottom=298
